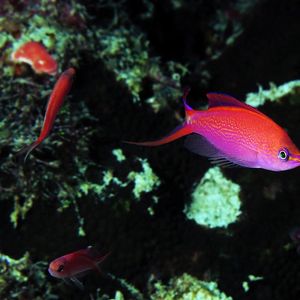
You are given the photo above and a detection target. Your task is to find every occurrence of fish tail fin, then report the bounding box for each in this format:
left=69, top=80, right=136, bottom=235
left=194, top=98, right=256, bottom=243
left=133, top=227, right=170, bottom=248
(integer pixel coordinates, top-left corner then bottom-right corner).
left=94, top=251, right=110, bottom=275
left=182, top=87, right=194, bottom=120
left=124, top=124, right=192, bottom=146
left=124, top=88, right=194, bottom=147
left=17, top=139, right=41, bottom=162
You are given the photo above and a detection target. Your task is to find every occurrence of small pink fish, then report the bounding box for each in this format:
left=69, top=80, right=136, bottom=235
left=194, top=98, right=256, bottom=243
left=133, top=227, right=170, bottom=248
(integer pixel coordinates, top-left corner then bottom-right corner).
left=21, top=68, right=75, bottom=161
left=48, top=246, right=108, bottom=289
left=127, top=90, right=300, bottom=171
left=11, top=41, right=58, bottom=75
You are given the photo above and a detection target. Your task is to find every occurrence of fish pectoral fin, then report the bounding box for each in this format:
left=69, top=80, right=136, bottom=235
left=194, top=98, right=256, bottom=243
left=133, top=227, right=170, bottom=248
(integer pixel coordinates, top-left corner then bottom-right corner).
left=184, top=134, right=221, bottom=158
left=74, top=269, right=92, bottom=278
left=70, top=276, right=84, bottom=290
left=185, top=134, right=258, bottom=168
left=77, top=254, right=102, bottom=274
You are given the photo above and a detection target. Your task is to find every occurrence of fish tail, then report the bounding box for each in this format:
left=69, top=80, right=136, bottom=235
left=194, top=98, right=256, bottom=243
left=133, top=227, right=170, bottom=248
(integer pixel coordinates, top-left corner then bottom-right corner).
left=182, top=87, right=196, bottom=121
left=17, top=139, right=42, bottom=162
left=125, top=89, right=195, bottom=147
left=124, top=123, right=192, bottom=146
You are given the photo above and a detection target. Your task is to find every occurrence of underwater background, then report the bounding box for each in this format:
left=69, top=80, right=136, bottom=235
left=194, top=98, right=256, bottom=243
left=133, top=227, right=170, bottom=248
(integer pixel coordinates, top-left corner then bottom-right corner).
left=1, top=0, right=300, bottom=299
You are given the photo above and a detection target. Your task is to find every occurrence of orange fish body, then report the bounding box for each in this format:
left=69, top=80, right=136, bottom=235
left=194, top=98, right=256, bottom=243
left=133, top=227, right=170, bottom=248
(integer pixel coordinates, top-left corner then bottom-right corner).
left=11, top=41, right=58, bottom=75
left=21, top=68, right=75, bottom=161
left=48, top=246, right=108, bottom=289
left=127, top=93, right=300, bottom=171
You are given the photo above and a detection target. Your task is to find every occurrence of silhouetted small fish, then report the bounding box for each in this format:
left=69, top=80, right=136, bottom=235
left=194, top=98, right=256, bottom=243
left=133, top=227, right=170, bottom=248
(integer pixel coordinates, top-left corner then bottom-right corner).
left=289, top=227, right=300, bottom=243
left=20, top=68, right=75, bottom=161
left=48, top=246, right=108, bottom=289
left=127, top=90, right=300, bottom=171
left=289, top=227, right=300, bottom=255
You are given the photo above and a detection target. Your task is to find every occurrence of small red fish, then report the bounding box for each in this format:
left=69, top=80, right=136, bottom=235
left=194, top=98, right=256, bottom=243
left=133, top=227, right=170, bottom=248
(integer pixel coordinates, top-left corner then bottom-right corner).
left=11, top=41, right=58, bottom=75
left=48, top=246, right=108, bottom=289
left=21, top=68, right=75, bottom=161
left=126, top=90, right=300, bottom=171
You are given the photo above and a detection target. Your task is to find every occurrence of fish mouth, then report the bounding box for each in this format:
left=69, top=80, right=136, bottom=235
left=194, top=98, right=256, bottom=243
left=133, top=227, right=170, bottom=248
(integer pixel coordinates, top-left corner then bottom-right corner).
left=48, top=267, right=56, bottom=277
left=289, top=153, right=300, bottom=163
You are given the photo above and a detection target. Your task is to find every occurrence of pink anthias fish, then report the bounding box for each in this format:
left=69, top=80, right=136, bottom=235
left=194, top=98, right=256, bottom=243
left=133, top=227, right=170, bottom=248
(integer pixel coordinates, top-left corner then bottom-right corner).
left=20, top=68, right=75, bottom=161
left=48, top=246, right=109, bottom=289
left=127, top=90, right=300, bottom=171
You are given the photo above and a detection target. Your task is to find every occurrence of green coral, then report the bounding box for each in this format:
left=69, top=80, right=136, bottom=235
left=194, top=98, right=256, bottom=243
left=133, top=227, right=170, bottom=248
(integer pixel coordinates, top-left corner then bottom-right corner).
left=0, top=252, right=57, bottom=299
left=184, top=167, right=241, bottom=228
left=128, top=159, right=161, bottom=200
left=245, top=80, right=300, bottom=107
left=112, top=148, right=126, bottom=162
left=151, top=273, right=233, bottom=300
left=95, top=26, right=186, bottom=106
left=242, top=274, right=263, bottom=292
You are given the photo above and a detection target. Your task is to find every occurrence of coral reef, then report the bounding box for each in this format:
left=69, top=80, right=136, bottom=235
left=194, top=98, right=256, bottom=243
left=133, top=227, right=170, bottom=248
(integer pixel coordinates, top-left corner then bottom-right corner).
left=245, top=80, right=300, bottom=107
left=0, top=252, right=57, bottom=299
left=151, top=273, right=233, bottom=300
left=184, top=167, right=241, bottom=228
left=1, top=0, right=300, bottom=299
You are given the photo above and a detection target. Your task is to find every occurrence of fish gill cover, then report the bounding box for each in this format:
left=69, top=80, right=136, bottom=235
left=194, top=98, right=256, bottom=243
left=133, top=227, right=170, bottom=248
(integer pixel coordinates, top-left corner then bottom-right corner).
left=1, top=0, right=300, bottom=300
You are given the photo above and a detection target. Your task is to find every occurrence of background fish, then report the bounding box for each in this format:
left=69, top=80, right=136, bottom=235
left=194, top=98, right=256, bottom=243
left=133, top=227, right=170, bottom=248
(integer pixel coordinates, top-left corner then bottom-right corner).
left=48, top=246, right=108, bottom=289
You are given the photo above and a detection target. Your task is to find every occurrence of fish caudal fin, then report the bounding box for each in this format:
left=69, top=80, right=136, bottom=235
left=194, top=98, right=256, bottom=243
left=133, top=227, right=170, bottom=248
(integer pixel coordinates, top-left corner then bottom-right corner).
left=182, top=87, right=194, bottom=120
left=124, top=124, right=192, bottom=146
left=125, top=88, right=195, bottom=146
left=17, top=139, right=42, bottom=162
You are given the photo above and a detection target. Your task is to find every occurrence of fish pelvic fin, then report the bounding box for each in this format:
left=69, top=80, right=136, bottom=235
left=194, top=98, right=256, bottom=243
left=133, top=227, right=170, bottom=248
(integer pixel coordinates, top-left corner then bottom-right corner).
left=124, top=123, right=193, bottom=147
left=17, top=139, right=42, bottom=162
left=69, top=277, right=84, bottom=290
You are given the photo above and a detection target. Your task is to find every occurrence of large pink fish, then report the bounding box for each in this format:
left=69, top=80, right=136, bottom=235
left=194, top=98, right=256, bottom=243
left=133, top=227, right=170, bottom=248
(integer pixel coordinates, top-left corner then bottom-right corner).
left=127, top=91, right=300, bottom=171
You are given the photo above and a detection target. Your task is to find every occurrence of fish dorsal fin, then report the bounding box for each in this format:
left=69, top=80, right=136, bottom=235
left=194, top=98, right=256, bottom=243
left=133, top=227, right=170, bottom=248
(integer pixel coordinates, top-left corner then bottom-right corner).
left=206, top=93, right=264, bottom=115
left=79, top=246, right=109, bottom=266
left=85, top=246, right=100, bottom=258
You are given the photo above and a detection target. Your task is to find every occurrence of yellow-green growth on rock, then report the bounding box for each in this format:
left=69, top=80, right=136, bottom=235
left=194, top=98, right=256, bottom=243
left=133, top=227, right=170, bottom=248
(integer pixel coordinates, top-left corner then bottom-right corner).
left=151, top=273, right=233, bottom=300
left=184, top=167, right=241, bottom=228
left=246, top=80, right=300, bottom=107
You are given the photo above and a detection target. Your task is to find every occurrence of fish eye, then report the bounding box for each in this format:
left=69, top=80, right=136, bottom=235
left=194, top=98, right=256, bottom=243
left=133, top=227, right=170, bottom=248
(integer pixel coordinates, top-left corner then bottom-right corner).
left=57, top=264, right=64, bottom=272
left=278, top=148, right=289, bottom=161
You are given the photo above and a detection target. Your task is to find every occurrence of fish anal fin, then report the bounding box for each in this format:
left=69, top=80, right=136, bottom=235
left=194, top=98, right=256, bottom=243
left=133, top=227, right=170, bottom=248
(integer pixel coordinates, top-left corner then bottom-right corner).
left=207, top=93, right=264, bottom=115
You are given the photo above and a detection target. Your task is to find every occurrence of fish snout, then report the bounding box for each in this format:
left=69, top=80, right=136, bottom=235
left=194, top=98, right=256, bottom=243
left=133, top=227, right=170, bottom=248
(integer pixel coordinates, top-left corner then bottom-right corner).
left=288, top=153, right=300, bottom=167
left=48, top=266, right=57, bottom=277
